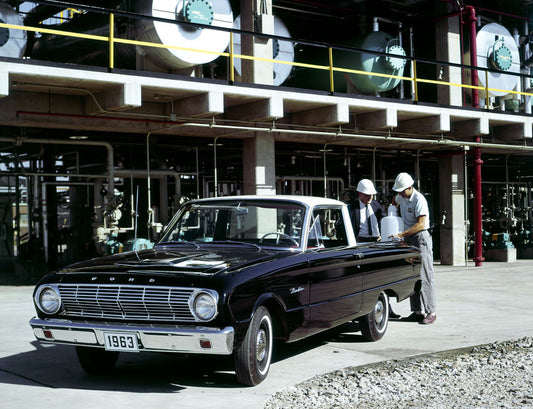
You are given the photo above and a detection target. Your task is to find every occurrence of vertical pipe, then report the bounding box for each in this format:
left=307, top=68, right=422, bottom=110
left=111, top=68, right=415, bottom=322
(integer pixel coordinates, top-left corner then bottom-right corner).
left=229, top=31, right=235, bottom=83
left=465, top=5, right=484, bottom=267
left=328, top=47, right=334, bottom=94
left=464, top=146, right=470, bottom=266
left=409, top=27, right=416, bottom=99
left=412, top=60, right=419, bottom=102
left=109, top=13, right=114, bottom=70
left=323, top=143, right=328, bottom=198
left=213, top=136, right=219, bottom=197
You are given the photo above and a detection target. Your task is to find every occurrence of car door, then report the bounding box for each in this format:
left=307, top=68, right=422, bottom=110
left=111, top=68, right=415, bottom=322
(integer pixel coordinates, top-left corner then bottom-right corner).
left=306, top=206, right=364, bottom=336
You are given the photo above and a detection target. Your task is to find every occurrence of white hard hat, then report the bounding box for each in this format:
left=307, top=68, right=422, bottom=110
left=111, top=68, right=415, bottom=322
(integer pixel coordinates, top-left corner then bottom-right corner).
left=392, top=172, right=414, bottom=192
left=356, top=179, right=377, bottom=195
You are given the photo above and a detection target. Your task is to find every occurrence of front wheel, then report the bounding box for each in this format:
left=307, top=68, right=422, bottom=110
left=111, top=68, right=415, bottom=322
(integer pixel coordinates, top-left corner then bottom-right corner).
left=359, top=291, right=389, bottom=341
left=75, top=346, right=119, bottom=374
left=234, top=306, right=273, bottom=386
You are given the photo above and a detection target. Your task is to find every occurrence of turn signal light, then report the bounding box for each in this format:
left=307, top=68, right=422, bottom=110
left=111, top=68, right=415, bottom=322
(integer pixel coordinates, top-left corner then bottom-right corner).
left=199, top=339, right=212, bottom=349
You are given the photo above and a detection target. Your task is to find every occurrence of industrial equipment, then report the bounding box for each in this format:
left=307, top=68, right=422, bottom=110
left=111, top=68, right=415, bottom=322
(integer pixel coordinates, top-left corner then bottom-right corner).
left=31, top=0, right=233, bottom=72
left=474, top=23, right=520, bottom=99
left=347, top=30, right=407, bottom=94
left=232, top=14, right=294, bottom=86
left=0, top=2, right=27, bottom=58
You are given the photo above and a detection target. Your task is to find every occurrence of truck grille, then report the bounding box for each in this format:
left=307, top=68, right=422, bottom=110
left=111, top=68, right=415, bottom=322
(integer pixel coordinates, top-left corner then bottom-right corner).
left=58, top=284, right=196, bottom=322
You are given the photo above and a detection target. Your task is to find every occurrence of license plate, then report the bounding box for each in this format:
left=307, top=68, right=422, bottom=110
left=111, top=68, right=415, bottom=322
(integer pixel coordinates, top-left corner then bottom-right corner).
left=103, top=332, right=139, bottom=352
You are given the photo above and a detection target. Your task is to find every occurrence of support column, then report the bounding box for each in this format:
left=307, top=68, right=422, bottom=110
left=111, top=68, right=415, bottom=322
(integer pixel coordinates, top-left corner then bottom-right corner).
left=240, top=0, right=274, bottom=85
left=435, top=7, right=463, bottom=106
left=243, top=133, right=276, bottom=196
left=439, top=155, right=466, bottom=265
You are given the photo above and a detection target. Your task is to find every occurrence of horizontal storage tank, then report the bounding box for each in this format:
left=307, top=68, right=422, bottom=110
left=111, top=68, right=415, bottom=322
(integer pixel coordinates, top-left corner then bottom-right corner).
left=135, top=0, right=233, bottom=69
left=232, top=14, right=294, bottom=86
left=348, top=30, right=406, bottom=94
left=31, top=0, right=233, bottom=71
left=0, top=3, right=27, bottom=58
left=475, top=23, right=520, bottom=97
left=285, top=29, right=406, bottom=95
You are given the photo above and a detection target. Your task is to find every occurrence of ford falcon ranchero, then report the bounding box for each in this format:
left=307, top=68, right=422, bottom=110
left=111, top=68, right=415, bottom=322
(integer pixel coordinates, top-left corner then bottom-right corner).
left=30, top=195, right=420, bottom=386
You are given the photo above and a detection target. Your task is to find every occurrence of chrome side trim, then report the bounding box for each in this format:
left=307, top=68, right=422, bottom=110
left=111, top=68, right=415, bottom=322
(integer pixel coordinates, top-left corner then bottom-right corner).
left=29, top=317, right=234, bottom=355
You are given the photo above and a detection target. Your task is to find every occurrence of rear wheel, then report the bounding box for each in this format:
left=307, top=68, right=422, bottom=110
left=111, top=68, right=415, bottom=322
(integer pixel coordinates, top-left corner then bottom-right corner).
left=234, top=306, right=273, bottom=386
left=75, top=346, right=119, bottom=374
left=359, top=291, right=389, bottom=341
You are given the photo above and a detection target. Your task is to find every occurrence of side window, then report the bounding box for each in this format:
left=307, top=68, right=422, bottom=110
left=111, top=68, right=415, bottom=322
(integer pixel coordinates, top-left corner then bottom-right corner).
left=308, top=207, right=348, bottom=248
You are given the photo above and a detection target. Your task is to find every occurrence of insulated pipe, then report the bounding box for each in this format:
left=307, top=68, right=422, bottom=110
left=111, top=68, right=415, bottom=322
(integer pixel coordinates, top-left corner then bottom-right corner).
left=465, top=5, right=484, bottom=267
left=0, top=136, right=114, bottom=193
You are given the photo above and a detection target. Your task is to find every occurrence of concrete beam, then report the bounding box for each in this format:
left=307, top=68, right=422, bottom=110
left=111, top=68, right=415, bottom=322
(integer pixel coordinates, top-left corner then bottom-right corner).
left=491, top=123, right=531, bottom=140
left=450, top=118, right=489, bottom=138
left=356, top=108, right=397, bottom=130
left=86, top=82, right=142, bottom=114
left=397, top=114, right=450, bottom=134
left=225, top=96, right=283, bottom=121
left=290, top=103, right=349, bottom=127
left=174, top=91, right=224, bottom=118
left=0, top=70, right=8, bottom=97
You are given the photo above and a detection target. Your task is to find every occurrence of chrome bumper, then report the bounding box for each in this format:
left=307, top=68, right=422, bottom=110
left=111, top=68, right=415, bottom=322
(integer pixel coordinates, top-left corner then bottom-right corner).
left=29, top=317, right=234, bottom=355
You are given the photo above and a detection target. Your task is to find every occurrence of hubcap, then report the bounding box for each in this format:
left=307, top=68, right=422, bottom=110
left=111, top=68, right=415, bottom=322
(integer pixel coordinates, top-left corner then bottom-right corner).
left=256, top=328, right=267, bottom=361
left=374, top=300, right=384, bottom=325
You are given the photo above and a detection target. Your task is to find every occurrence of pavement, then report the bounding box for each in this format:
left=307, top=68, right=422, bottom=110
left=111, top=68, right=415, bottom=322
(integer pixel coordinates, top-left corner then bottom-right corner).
left=1, top=259, right=533, bottom=409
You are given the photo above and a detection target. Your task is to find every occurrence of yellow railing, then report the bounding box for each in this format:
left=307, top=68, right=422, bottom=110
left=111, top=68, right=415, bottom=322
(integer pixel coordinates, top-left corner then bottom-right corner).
left=2, top=9, right=533, bottom=105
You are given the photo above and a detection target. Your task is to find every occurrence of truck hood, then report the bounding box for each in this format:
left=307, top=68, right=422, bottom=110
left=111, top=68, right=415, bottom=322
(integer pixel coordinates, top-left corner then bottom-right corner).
left=57, top=246, right=287, bottom=276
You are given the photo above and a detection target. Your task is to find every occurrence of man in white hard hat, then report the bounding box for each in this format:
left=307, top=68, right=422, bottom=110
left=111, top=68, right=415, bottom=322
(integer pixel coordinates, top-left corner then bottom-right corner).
left=391, top=172, right=437, bottom=325
left=351, top=179, right=383, bottom=242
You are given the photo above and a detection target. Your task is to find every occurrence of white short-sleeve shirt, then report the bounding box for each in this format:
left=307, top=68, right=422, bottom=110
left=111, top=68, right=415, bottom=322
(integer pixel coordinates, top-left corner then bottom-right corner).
left=396, top=188, right=430, bottom=230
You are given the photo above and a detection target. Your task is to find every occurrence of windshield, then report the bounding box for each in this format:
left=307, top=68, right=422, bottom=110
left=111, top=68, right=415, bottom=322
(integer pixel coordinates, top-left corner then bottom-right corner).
left=158, top=200, right=305, bottom=249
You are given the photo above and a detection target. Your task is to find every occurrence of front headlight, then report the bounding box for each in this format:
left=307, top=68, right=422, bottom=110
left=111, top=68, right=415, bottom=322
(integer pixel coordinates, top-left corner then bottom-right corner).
left=190, top=290, right=218, bottom=322
left=35, top=285, right=62, bottom=314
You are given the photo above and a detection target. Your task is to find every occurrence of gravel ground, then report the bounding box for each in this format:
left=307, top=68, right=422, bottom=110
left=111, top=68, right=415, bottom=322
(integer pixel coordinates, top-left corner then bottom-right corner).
left=264, top=337, right=533, bottom=409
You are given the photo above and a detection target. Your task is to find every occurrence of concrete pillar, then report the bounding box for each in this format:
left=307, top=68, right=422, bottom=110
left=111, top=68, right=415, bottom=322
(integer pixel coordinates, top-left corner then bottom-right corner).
left=439, top=155, right=466, bottom=265
left=240, top=0, right=274, bottom=85
left=243, top=133, right=276, bottom=196
left=435, top=8, right=463, bottom=107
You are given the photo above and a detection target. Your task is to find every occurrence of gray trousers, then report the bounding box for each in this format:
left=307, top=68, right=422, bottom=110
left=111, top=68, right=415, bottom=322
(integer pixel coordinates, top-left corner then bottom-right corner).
left=405, top=230, right=437, bottom=314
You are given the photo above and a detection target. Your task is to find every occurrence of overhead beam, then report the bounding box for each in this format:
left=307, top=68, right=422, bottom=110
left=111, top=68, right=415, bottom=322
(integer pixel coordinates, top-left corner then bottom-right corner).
left=449, top=118, right=489, bottom=138
left=225, top=96, right=283, bottom=121
left=173, top=91, right=224, bottom=118
left=491, top=123, right=531, bottom=140
left=86, top=82, right=142, bottom=114
left=355, top=108, right=397, bottom=130
left=397, top=114, right=450, bottom=134
left=290, top=103, right=349, bottom=127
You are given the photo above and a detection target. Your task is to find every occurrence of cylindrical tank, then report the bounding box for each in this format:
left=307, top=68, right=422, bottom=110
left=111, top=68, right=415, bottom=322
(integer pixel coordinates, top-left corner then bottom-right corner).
left=0, top=3, right=27, bottom=58
left=348, top=31, right=406, bottom=94
left=32, top=0, right=233, bottom=71
left=135, top=0, right=233, bottom=69
left=232, top=14, right=294, bottom=86
left=474, top=23, right=520, bottom=97
left=285, top=30, right=406, bottom=95
left=380, top=205, right=404, bottom=241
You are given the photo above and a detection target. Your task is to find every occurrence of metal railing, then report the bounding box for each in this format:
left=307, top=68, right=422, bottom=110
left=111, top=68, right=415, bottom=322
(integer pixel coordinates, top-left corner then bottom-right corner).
left=2, top=2, right=533, bottom=111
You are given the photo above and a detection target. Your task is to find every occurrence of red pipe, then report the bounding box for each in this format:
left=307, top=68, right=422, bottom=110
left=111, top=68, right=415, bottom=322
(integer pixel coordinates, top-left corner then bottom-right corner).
left=464, top=5, right=484, bottom=267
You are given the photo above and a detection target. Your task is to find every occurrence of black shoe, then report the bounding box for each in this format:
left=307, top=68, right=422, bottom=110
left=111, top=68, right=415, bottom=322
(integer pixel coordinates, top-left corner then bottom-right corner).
left=401, top=312, right=425, bottom=323
left=389, top=309, right=401, bottom=319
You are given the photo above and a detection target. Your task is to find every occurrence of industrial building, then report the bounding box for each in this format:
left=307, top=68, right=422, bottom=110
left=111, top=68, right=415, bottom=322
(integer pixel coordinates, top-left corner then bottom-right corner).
left=1, top=0, right=532, bottom=284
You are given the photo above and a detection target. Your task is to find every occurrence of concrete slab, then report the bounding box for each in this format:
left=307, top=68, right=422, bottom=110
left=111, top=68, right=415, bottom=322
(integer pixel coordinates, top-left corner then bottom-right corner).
left=1, top=260, right=532, bottom=409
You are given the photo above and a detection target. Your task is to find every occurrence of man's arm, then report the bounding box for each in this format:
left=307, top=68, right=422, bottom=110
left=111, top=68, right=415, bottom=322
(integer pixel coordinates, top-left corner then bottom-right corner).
left=393, top=215, right=427, bottom=239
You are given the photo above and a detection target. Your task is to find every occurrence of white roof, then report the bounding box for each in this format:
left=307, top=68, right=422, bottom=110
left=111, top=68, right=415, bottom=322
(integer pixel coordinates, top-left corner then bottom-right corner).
left=191, top=195, right=346, bottom=207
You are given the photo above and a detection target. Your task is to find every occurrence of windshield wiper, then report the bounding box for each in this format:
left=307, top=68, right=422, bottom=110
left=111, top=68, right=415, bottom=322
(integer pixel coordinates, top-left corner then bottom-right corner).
left=210, top=240, right=262, bottom=251
left=156, top=241, right=201, bottom=249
